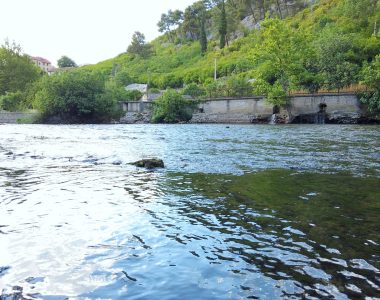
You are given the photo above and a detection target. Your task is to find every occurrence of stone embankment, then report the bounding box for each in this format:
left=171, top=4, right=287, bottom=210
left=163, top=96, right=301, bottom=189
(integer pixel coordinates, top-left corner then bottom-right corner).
left=190, top=113, right=270, bottom=124
left=116, top=93, right=379, bottom=124
left=189, top=94, right=379, bottom=124
left=0, top=111, right=38, bottom=124
left=120, top=112, right=151, bottom=124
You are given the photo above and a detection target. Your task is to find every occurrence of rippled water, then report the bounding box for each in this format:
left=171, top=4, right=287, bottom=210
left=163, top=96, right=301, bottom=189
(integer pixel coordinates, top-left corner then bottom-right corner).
left=0, top=124, right=379, bottom=299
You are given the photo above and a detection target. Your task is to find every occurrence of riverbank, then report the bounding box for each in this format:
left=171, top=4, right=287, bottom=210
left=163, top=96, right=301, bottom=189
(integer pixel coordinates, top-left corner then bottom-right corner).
left=120, top=93, right=380, bottom=125
left=0, top=111, right=38, bottom=124
left=2, top=93, right=380, bottom=125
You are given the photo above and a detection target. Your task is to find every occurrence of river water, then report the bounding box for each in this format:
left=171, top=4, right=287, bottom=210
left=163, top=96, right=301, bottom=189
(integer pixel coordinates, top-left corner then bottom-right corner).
left=0, top=124, right=379, bottom=299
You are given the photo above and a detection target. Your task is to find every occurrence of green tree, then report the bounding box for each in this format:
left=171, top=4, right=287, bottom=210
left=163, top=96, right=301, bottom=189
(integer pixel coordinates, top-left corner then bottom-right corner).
left=219, top=0, right=228, bottom=49
left=316, top=29, right=359, bottom=90
left=57, top=55, right=77, bottom=68
left=127, top=31, right=153, bottom=58
left=252, top=17, right=311, bottom=106
left=0, top=40, right=41, bottom=96
left=114, top=67, right=134, bottom=86
left=158, top=10, right=184, bottom=42
left=125, top=90, right=143, bottom=101
left=32, top=70, right=123, bottom=123
left=0, top=91, right=24, bottom=111
left=359, top=55, right=380, bottom=112
left=183, top=2, right=206, bottom=40
left=152, top=89, right=195, bottom=123
left=200, top=17, right=208, bottom=54
left=225, top=75, right=252, bottom=97
left=182, top=83, right=206, bottom=98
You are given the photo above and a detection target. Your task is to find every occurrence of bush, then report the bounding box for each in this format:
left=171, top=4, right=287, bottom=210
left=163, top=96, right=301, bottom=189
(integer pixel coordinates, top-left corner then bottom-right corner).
left=32, top=70, right=123, bottom=123
left=148, top=87, right=161, bottom=94
left=182, top=83, right=205, bottom=98
left=0, top=91, right=24, bottom=111
left=125, top=89, right=143, bottom=101
left=225, top=75, right=252, bottom=97
left=157, top=74, right=183, bottom=89
left=359, top=55, right=380, bottom=112
left=152, top=89, right=195, bottom=123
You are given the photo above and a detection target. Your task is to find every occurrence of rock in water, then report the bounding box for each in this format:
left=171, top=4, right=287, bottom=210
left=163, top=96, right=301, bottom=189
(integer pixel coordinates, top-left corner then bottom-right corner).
left=131, top=159, right=164, bottom=169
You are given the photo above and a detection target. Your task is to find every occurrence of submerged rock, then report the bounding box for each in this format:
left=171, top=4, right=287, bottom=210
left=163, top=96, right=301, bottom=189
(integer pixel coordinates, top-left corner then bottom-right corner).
left=131, top=159, right=164, bottom=169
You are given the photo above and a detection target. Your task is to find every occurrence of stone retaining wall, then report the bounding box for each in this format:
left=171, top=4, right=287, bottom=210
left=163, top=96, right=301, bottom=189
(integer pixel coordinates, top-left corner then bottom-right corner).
left=0, top=111, right=38, bottom=124
left=192, top=94, right=361, bottom=123
left=120, top=93, right=368, bottom=124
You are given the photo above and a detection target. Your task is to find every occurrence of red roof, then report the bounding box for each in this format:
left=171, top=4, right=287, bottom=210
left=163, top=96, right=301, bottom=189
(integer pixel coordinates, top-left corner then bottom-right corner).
left=31, top=56, right=51, bottom=64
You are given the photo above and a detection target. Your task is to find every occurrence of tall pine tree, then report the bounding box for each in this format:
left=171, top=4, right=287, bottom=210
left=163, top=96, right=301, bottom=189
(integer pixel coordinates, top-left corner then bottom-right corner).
left=200, top=17, right=208, bottom=55
left=219, top=0, right=227, bottom=49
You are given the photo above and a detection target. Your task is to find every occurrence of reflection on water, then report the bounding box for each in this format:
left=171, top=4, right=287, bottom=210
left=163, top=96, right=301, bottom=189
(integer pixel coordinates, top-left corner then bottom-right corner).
left=0, top=124, right=379, bottom=299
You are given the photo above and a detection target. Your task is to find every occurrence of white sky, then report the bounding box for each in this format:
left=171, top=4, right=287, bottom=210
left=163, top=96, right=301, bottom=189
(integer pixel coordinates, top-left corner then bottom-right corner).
left=0, top=0, right=196, bottom=66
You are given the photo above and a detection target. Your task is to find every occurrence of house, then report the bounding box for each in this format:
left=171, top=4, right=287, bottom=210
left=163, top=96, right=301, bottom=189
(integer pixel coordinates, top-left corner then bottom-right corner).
left=31, top=56, right=56, bottom=75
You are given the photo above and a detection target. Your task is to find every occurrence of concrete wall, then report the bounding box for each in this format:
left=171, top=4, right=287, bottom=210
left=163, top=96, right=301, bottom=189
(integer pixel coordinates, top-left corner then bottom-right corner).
left=289, top=94, right=360, bottom=115
left=121, top=94, right=362, bottom=124
left=199, top=94, right=359, bottom=116
left=121, top=101, right=152, bottom=113
left=0, top=111, right=38, bottom=124
left=200, top=97, right=273, bottom=115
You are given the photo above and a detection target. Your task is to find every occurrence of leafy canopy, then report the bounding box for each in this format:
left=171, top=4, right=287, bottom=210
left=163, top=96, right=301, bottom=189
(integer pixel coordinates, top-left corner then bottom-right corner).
left=57, top=55, right=77, bottom=68
left=152, top=89, right=195, bottom=123
left=32, top=70, right=123, bottom=123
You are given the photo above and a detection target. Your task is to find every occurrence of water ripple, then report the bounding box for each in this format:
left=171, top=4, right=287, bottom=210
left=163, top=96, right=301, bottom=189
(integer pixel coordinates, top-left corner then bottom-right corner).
left=0, top=124, right=379, bottom=299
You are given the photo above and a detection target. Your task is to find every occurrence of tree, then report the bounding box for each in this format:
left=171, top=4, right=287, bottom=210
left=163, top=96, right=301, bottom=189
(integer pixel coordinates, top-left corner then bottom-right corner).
left=127, top=31, right=152, bottom=58
left=0, top=39, right=41, bottom=96
left=157, top=10, right=184, bottom=42
left=359, top=55, right=380, bottom=112
left=57, top=55, right=77, bottom=68
left=219, top=0, right=228, bottom=49
left=32, top=70, right=123, bottom=123
left=316, top=29, right=359, bottom=91
left=200, top=17, right=208, bottom=54
left=183, top=2, right=203, bottom=40
left=0, top=91, right=24, bottom=111
left=152, top=89, right=195, bottom=123
left=252, top=17, right=311, bottom=106
left=182, top=83, right=206, bottom=98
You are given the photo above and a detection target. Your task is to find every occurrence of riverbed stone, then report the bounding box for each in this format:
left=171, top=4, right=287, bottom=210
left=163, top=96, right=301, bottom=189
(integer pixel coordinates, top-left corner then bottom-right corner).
left=131, top=159, right=164, bottom=169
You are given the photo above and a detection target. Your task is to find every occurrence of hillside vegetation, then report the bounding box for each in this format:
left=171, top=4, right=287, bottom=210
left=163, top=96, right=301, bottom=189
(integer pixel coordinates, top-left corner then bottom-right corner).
left=1, top=0, right=380, bottom=122
left=86, top=0, right=380, bottom=106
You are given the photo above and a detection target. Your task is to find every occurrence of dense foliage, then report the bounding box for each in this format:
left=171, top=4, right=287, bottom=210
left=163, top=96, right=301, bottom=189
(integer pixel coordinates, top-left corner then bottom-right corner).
left=127, top=32, right=153, bottom=58
left=0, top=40, right=41, bottom=110
left=32, top=71, right=123, bottom=123
left=57, top=56, right=77, bottom=68
left=84, top=0, right=380, bottom=112
left=359, top=55, right=380, bottom=113
left=152, top=90, right=196, bottom=123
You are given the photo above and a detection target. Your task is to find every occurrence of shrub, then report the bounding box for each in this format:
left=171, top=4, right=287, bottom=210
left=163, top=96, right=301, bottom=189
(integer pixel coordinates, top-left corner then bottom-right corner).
left=152, top=89, right=195, bottom=123
left=125, top=89, right=143, bottom=101
left=182, top=83, right=205, bottom=98
left=32, top=70, right=123, bottom=123
left=0, top=91, right=24, bottom=111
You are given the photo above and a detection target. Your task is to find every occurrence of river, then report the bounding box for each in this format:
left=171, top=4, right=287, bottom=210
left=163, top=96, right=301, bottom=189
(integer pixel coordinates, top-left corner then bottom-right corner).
left=0, top=124, right=379, bottom=299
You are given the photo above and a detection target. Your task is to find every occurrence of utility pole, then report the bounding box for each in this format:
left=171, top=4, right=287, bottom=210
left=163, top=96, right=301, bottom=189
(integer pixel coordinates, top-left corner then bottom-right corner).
left=374, top=21, right=377, bottom=36
left=214, top=58, right=217, bottom=81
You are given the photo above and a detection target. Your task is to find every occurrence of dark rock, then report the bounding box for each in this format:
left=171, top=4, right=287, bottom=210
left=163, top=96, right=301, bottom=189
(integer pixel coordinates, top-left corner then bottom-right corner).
left=5, top=151, right=13, bottom=156
left=112, top=160, right=122, bottom=165
left=131, top=159, right=164, bottom=169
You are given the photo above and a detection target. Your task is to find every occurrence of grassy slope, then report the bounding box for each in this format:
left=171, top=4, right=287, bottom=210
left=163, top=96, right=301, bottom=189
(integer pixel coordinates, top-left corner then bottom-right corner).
left=83, top=0, right=379, bottom=88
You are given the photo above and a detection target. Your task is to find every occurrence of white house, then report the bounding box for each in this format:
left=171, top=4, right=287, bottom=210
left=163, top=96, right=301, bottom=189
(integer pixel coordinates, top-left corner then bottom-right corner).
left=31, top=56, right=56, bottom=75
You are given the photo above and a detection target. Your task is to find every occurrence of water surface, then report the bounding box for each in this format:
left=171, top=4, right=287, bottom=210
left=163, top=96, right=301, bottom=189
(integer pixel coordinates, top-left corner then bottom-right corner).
left=0, top=124, right=379, bottom=299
